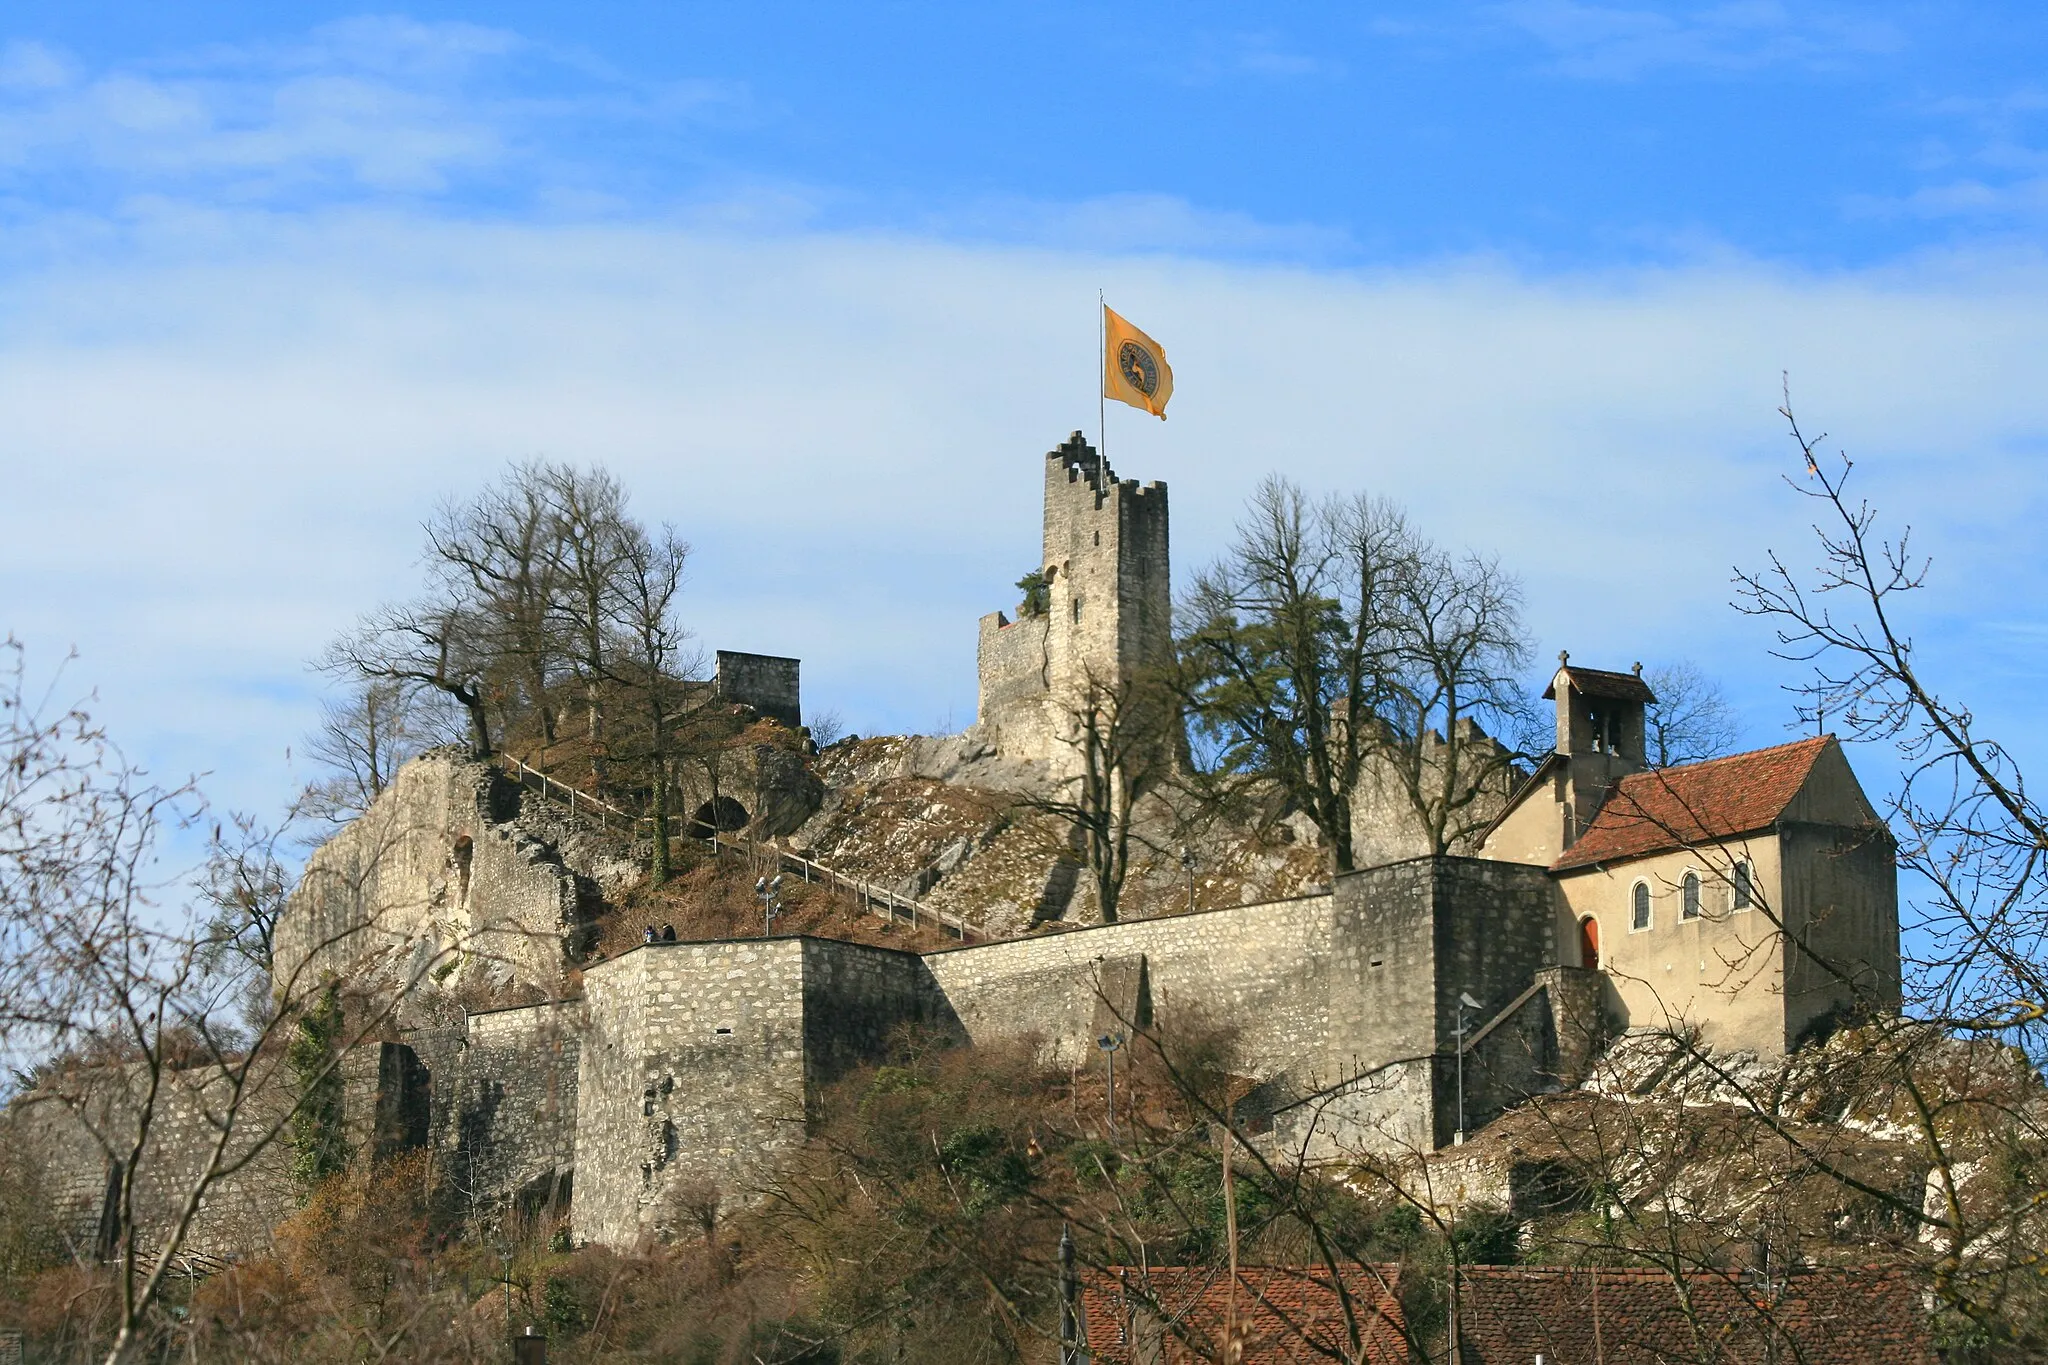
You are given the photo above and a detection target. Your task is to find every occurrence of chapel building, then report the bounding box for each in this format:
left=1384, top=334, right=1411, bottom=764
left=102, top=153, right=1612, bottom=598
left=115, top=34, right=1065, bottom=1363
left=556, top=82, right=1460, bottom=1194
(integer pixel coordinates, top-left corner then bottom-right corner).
left=1480, top=658, right=1902, bottom=1055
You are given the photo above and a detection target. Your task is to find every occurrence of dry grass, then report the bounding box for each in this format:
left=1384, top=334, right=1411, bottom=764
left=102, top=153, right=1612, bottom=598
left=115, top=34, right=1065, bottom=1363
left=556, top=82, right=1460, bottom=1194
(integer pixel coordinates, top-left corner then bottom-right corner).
left=587, top=844, right=958, bottom=960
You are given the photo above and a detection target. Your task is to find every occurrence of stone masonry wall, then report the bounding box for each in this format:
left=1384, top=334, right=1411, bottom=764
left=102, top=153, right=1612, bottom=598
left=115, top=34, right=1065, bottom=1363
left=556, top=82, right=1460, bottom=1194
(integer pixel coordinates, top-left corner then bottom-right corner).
left=1424, top=859, right=1564, bottom=1145
left=976, top=609, right=1054, bottom=759
left=1274, top=858, right=1568, bottom=1156
left=715, top=651, right=802, bottom=731
left=975, top=434, right=1170, bottom=775
left=799, top=939, right=957, bottom=1088
left=5, top=1062, right=296, bottom=1263
left=921, top=894, right=1345, bottom=1093
left=1347, top=721, right=1520, bottom=870
left=429, top=1002, right=583, bottom=1224
left=573, top=941, right=810, bottom=1248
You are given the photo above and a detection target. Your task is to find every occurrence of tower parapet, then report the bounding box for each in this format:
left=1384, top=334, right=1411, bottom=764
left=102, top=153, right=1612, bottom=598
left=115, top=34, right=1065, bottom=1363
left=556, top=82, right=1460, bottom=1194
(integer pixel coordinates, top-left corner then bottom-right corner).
left=974, top=433, right=1171, bottom=769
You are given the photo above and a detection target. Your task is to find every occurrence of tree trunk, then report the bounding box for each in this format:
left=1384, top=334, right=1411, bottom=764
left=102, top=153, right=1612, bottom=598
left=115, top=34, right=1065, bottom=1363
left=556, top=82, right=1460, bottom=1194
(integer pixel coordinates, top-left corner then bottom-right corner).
left=458, top=686, right=492, bottom=758
left=649, top=754, right=672, bottom=883
left=532, top=660, right=556, bottom=743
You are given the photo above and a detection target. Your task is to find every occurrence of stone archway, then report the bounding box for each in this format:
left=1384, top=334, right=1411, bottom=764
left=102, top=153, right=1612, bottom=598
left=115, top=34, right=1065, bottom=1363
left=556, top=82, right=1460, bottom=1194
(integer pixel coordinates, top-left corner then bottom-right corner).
left=688, top=796, right=749, bottom=840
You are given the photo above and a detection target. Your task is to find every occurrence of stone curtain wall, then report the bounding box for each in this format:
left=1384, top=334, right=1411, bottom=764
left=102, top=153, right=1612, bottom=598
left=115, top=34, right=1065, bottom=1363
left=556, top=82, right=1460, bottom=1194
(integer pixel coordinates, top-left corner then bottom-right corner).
left=921, top=893, right=1344, bottom=1089
left=919, top=860, right=1564, bottom=1145
left=976, top=609, right=1054, bottom=758
left=1346, top=721, right=1521, bottom=870
left=407, top=1002, right=583, bottom=1225
left=714, top=651, right=802, bottom=731
left=3, top=1095, right=113, bottom=1258
left=799, top=940, right=956, bottom=1087
left=5, top=1062, right=296, bottom=1263
left=1277, top=858, right=1569, bottom=1157
left=1423, top=859, right=1562, bottom=1148
left=573, top=941, right=811, bottom=1248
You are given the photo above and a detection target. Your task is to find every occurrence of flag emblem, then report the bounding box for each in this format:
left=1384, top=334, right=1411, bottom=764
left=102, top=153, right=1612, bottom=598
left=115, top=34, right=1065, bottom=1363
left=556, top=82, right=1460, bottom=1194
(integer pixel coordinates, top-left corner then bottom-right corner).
left=1102, top=304, right=1173, bottom=419
left=1117, top=339, right=1160, bottom=397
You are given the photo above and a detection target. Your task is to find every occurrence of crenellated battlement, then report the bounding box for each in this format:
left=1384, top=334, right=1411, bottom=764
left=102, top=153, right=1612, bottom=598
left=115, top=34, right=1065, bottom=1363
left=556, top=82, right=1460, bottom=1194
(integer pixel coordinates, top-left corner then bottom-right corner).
left=975, top=432, right=1173, bottom=770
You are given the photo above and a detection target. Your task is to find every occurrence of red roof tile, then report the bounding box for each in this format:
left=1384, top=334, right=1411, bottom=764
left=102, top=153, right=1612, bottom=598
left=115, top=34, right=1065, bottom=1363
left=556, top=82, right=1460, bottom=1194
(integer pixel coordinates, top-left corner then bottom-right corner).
left=1458, top=1265, right=1936, bottom=1365
left=1552, top=736, right=1833, bottom=872
left=1080, top=1265, right=1410, bottom=1364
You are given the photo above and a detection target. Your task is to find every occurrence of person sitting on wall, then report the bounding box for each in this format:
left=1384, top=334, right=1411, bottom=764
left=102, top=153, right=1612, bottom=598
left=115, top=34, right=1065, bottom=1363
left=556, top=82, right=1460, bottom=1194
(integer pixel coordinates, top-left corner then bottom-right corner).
left=643, top=925, right=656, bottom=944
left=660, top=924, right=677, bottom=942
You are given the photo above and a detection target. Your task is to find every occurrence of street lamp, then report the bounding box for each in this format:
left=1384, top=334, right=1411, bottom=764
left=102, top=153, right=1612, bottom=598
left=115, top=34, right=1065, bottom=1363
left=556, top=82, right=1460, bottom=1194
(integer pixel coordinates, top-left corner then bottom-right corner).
left=1453, top=990, right=1483, bottom=1145
left=755, top=874, right=783, bottom=937
left=493, top=1237, right=513, bottom=1336
left=1097, top=1032, right=1125, bottom=1138
left=1180, top=846, right=1197, bottom=913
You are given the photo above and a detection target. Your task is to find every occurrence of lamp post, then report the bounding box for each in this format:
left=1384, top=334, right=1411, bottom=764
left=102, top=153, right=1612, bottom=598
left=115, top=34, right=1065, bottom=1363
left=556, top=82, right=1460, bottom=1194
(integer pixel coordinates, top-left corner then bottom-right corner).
left=1453, top=990, right=1483, bottom=1145
left=1180, top=846, right=1197, bottom=913
left=755, top=874, right=783, bottom=937
left=494, top=1238, right=513, bottom=1336
left=1058, top=1223, right=1080, bottom=1365
left=1097, top=1032, right=1125, bottom=1138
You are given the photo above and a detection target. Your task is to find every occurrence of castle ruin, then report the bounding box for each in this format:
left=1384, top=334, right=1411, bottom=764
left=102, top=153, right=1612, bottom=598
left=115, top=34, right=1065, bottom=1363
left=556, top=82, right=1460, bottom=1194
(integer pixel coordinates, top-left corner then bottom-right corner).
left=974, top=432, right=1171, bottom=772
left=8, top=432, right=1905, bottom=1261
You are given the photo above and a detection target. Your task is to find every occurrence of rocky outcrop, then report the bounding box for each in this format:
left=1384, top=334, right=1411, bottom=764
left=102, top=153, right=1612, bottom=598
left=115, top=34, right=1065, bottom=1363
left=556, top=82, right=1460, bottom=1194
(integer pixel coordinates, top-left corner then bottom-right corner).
left=274, top=749, right=641, bottom=1012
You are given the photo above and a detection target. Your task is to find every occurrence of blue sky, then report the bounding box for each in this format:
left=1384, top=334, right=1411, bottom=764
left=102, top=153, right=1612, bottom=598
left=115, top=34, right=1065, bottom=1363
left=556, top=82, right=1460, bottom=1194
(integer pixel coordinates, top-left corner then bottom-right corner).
left=4, top=3, right=2048, bottom=842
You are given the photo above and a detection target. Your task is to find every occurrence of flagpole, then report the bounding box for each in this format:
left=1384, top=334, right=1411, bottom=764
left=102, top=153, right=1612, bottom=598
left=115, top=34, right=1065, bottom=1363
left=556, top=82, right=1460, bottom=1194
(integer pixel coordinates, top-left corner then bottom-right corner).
left=1097, top=290, right=1106, bottom=461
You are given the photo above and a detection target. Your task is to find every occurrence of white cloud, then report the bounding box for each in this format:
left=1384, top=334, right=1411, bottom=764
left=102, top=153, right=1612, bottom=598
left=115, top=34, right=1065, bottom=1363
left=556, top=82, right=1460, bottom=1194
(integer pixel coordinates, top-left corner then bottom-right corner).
left=1168, top=30, right=1348, bottom=84
left=1851, top=86, right=2048, bottom=223
left=1485, top=0, right=1902, bottom=79
left=934, top=192, right=1356, bottom=259
left=0, top=23, right=744, bottom=201
left=4, top=209, right=2048, bottom=833
left=0, top=40, right=72, bottom=93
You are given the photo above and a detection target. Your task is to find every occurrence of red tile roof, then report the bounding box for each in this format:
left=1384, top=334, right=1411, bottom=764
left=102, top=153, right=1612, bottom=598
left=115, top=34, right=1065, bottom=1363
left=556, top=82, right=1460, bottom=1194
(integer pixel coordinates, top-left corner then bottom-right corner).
left=1552, top=736, right=1834, bottom=872
left=1458, top=1265, right=1936, bottom=1365
left=1080, top=1265, right=1410, bottom=1364
left=1545, top=664, right=1657, bottom=703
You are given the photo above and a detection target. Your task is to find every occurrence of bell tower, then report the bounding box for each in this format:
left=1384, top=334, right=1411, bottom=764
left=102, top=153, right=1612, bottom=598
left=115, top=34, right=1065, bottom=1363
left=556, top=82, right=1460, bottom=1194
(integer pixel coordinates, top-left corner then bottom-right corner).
left=1545, top=653, right=1655, bottom=846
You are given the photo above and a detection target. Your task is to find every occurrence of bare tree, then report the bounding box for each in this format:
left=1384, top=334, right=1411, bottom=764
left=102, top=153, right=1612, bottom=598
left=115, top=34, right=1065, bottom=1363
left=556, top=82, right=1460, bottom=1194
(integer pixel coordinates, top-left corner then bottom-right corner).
left=540, top=462, right=634, bottom=782
left=424, top=460, right=566, bottom=745
left=1177, top=479, right=1415, bottom=874
left=194, top=812, right=297, bottom=1033
left=602, top=521, right=696, bottom=884
left=1719, top=395, right=2048, bottom=1353
left=321, top=601, right=495, bottom=758
left=1178, top=478, right=1533, bottom=872
left=1642, top=660, right=1740, bottom=768
left=298, top=680, right=435, bottom=826
left=0, top=641, right=478, bottom=1365
left=1378, top=542, right=1535, bottom=857
left=1737, top=393, right=2048, bottom=1036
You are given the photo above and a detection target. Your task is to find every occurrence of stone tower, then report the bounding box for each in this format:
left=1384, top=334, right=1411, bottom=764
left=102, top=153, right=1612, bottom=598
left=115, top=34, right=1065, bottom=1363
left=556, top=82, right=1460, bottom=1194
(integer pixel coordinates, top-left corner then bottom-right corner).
left=974, top=433, right=1170, bottom=769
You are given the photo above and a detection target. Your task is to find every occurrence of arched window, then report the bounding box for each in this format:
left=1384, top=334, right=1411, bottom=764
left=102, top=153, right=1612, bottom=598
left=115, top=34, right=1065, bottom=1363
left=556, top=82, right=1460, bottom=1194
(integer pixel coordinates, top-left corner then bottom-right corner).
left=1681, top=871, right=1702, bottom=920
left=1578, top=915, right=1600, bottom=969
left=1631, top=881, right=1652, bottom=932
left=1732, top=860, right=1753, bottom=911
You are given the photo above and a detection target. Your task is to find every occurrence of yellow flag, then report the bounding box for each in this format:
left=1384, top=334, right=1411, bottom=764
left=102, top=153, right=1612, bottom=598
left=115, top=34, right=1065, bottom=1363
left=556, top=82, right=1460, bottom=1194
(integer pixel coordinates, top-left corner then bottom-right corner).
left=1102, top=305, right=1173, bottom=419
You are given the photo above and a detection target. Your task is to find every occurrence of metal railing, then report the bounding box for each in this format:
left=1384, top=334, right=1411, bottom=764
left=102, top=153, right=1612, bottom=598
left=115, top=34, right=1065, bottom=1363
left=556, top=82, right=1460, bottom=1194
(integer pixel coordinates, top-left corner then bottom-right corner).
left=496, top=753, right=648, bottom=834
left=701, top=833, right=987, bottom=943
